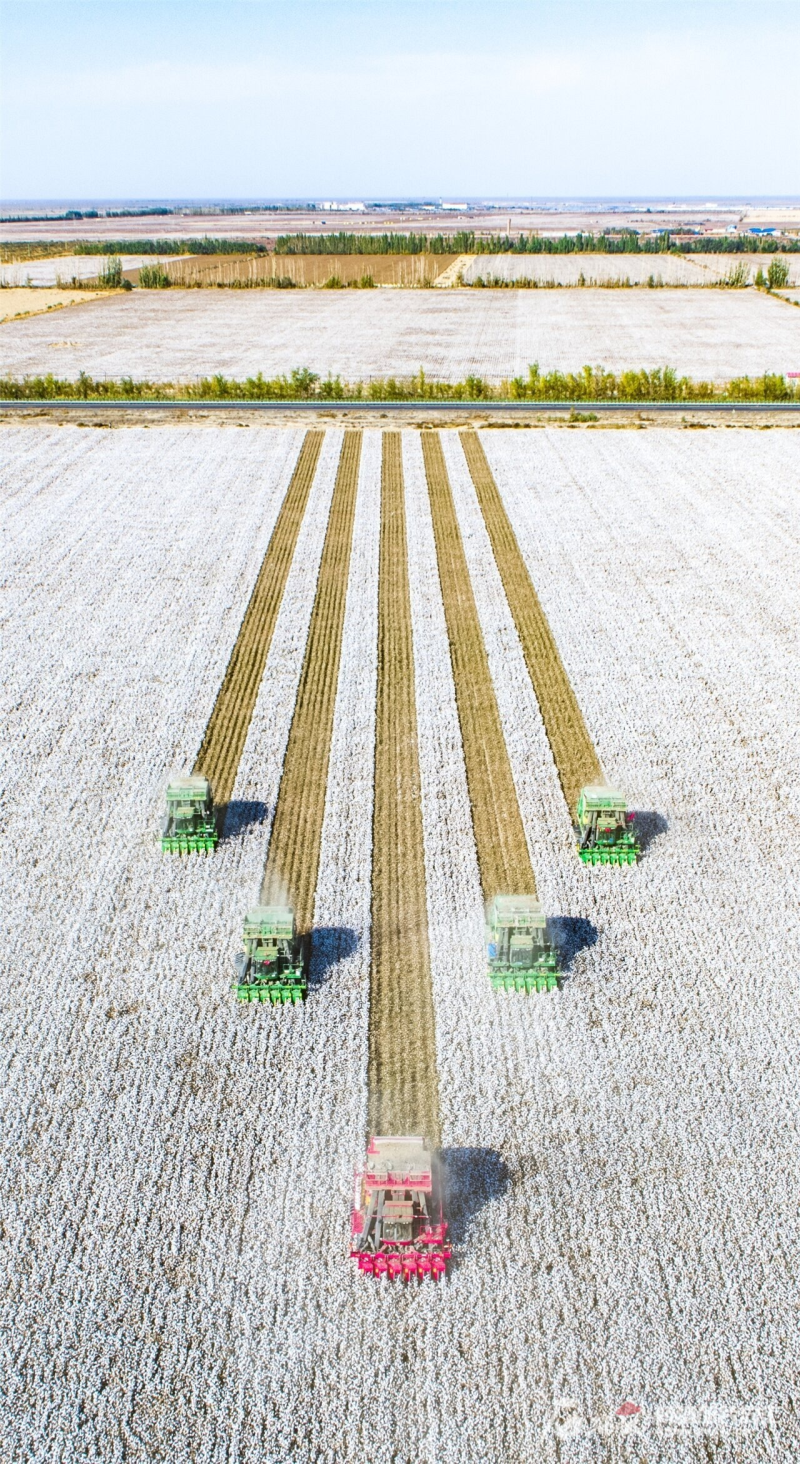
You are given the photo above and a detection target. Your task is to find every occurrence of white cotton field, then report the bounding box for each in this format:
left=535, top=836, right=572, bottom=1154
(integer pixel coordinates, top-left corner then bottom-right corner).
left=2, top=285, right=798, bottom=384
left=0, top=255, right=188, bottom=287
left=461, top=253, right=706, bottom=285
left=459, top=252, right=799, bottom=286
left=2, top=423, right=800, bottom=1462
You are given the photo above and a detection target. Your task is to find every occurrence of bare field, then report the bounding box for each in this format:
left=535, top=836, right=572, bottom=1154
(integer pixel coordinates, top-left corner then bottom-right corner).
left=2, top=423, right=799, bottom=1461
left=2, top=286, right=798, bottom=384
left=0, top=286, right=108, bottom=321
left=163, top=253, right=456, bottom=287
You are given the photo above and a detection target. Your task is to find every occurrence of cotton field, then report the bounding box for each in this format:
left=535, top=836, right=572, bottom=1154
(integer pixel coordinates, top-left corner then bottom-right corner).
left=0, top=254, right=188, bottom=287
left=458, top=251, right=798, bottom=286
left=2, top=422, right=799, bottom=1463
left=2, top=285, right=798, bottom=383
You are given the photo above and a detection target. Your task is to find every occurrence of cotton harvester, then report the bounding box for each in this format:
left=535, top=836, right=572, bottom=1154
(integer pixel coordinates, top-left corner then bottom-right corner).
left=350, top=1136, right=451, bottom=1279
left=486, top=894, right=559, bottom=993
left=161, top=775, right=218, bottom=853
left=576, top=785, right=638, bottom=865
left=233, top=905, right=308, bottom=1004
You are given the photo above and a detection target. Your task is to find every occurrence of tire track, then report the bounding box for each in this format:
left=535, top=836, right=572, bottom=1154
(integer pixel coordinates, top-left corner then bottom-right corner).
left=421, top=431, right=536, bottom=902
left=460, top=430, right=601, bottom=814
left=194, top=431, right=324, bottom=807
left=368, top=433, right=440, bottom=1144
left=260, top=432, right=362, bottom=929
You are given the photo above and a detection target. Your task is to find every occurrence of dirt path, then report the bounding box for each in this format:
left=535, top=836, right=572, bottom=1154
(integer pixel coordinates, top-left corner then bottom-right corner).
left=194, top=431, right=324, bottom=807
left=422, top=432, right=536, bottom=901
left=260, top=432, right=362, bottom=926
left=368, top=433, right=440, bottom=1144
left=460, top=430, right=602, bottom=814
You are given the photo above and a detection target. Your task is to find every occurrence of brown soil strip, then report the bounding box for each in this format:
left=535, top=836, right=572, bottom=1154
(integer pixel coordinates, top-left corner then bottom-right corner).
left=460, top=430, right=602, bottom=814
left=194, top=431, right=324, bottom=806
left=0, top=288, right=108, bottom=322
left=162, top=254, right=457, bottom=288
left=422, top=432, right=536, bottom=902
left=368, top=433, right=440, bottom=1144
left=259, top=431, right=362, bottom=925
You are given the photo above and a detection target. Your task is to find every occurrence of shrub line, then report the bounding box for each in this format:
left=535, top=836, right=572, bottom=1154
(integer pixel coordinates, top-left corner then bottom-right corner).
left=3, top=365, right=798, bottom=405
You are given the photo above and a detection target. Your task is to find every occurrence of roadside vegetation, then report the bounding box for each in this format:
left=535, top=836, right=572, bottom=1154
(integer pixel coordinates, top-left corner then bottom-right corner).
left=3, top=364, right=798, bottom=403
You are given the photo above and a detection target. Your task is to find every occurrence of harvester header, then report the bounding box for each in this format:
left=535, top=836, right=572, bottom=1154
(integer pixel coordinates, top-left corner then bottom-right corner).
left=351, top=1136, right=451, bottom=1279
left=576, top=785, right=639, bottom=866
left=161, top=774, right=217, bottom=854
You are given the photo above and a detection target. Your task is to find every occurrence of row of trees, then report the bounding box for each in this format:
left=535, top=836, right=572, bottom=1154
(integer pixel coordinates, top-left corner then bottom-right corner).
left=5, top=233, right=795, bottom=263
left=3, top=366, right=798, bottom=403
left=71, top=239, right=269, bottom=256
left=275, top=230, right=800, bottom=256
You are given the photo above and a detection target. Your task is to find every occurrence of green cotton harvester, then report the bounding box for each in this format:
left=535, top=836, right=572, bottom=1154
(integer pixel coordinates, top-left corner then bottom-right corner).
left=576, top=785, right=638, bottom=866
left=233, top=905, right=308, bottom=1004
left=486, top=894, right=559, bottom=993
left=161, top=775, right=218, bottom=854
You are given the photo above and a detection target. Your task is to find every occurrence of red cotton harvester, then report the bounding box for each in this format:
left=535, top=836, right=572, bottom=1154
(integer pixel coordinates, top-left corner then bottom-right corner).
left=350, top=1135, right=451, bottom=1280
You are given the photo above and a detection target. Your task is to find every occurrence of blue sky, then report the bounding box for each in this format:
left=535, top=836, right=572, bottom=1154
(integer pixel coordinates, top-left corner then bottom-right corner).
left=2, top=0, right=799, bottom=200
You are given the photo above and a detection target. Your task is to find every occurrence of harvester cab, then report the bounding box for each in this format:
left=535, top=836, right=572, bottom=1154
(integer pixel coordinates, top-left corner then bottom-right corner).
left=161, top=774, right=217, bottom=854
left=486, top=894, right=559, bottom=992
left=233, top=905, right=307, bottom=1004
left=576, top=785, right=638, bottom=865
left=350, top=1136, right=451, bottom=1279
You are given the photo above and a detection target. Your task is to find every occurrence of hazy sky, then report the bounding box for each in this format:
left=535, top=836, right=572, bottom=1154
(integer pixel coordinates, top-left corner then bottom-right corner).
left=2, top=0, right=799, bottom=201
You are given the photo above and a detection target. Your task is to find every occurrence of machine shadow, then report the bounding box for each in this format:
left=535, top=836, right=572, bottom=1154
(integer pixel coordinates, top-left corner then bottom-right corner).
left=635, top=810, right=669, bottom=856
left=548, top=915, right=599, bottom=973
left=219, top=800, right=270, bottom=840
left=309, top=926, right=360, bottom=989
left=441, top=1147, right=511, bottom=1256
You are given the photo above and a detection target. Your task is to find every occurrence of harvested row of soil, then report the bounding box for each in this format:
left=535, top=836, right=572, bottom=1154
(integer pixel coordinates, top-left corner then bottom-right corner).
left=194, top=431, right=323, bottom=806
left=368, top=433, right=440, bottom=1144
left=259, top=432, right=362, bottom=926
left=158, top=254, right=458, bottom=288
left=422, top=432, right=536, bottom=902
left=459, top=430, right=601, bottom=814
